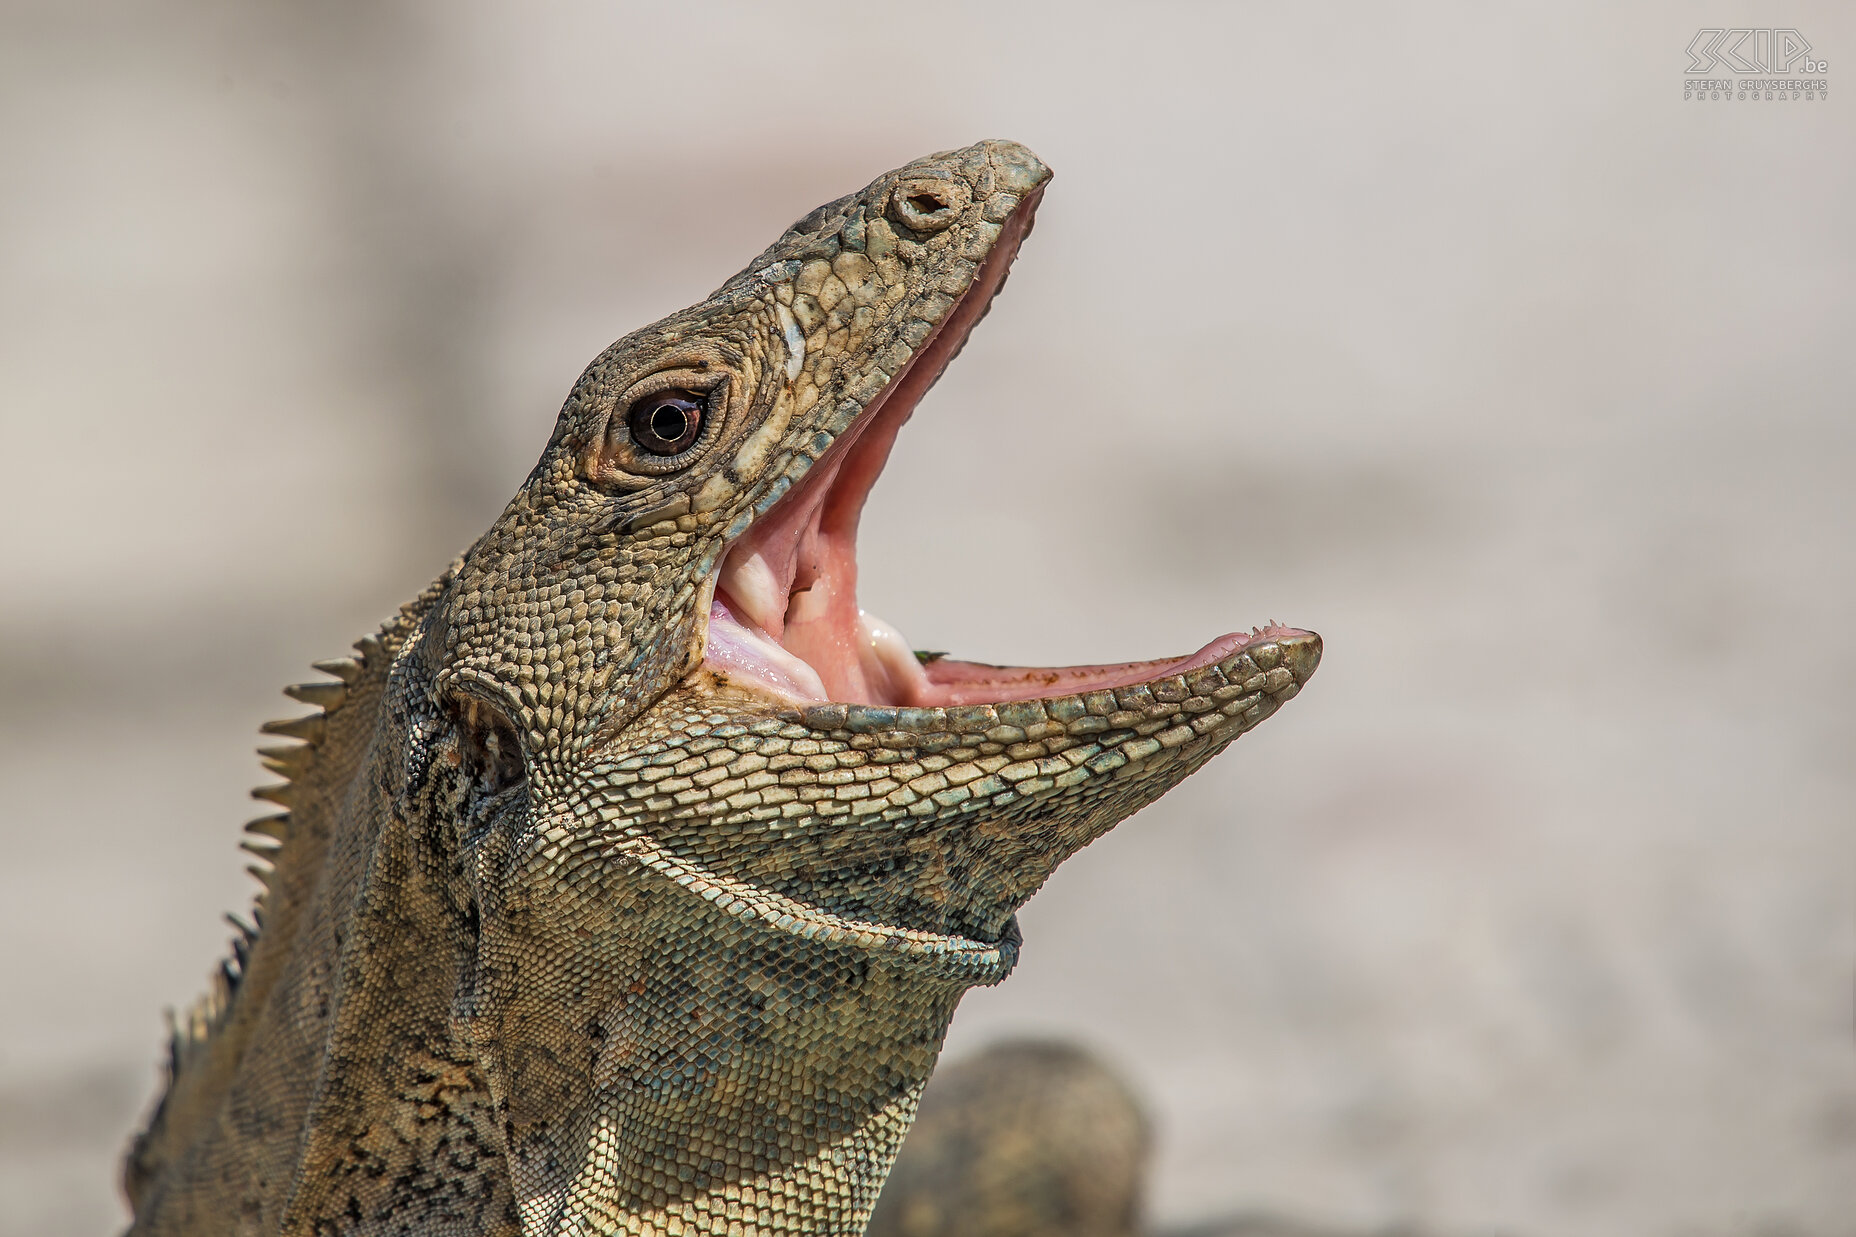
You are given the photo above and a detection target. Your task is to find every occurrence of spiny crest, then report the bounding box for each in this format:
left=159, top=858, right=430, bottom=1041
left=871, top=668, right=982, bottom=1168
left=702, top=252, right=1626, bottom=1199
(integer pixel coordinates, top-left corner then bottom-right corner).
left=161, top=639, right=375, bottom=1083
left=130, top=569, right=458, bottom=1216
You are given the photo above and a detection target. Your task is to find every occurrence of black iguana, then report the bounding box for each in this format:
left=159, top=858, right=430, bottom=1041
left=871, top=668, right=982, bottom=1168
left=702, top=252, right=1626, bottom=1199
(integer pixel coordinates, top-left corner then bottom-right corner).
left=123, top=139, right=1320, bottom=1237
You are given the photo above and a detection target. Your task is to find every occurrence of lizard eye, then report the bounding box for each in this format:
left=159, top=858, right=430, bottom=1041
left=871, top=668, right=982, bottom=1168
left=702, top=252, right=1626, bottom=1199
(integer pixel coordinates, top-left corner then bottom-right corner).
left=628, top=392, right=705, bottom=456
left=588, top=368, right=730, bottom=485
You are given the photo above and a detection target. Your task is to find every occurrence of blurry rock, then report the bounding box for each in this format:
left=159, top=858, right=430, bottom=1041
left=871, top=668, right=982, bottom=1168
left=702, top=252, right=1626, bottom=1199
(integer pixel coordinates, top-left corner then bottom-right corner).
left=1158, top=1218, right=1437, bottom=1237
left=868, top=1039, right=1150, bottom=1237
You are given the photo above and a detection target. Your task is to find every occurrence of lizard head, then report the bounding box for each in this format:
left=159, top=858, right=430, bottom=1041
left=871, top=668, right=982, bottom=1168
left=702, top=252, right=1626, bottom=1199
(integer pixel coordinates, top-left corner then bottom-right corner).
left=405, top=139, right=1318, bottom=1229
left=434, top=139, right=1318, bottom=939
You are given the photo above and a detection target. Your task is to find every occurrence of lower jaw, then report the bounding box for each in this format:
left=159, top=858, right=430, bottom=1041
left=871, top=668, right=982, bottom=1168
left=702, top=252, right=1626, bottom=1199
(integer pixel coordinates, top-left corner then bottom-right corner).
left=698, top=593, right=1304, bottom=710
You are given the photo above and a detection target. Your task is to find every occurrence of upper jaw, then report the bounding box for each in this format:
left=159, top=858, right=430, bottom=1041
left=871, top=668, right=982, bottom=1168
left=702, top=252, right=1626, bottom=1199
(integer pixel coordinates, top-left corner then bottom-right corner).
left=700, top=170, right=1049, bottom=707
left=693, top=157, right=1318, bottom=722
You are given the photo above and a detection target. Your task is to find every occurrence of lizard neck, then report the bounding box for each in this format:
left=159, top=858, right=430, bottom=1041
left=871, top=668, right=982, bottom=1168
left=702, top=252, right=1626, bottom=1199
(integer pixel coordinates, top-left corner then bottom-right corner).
left=126, top=567, right=525, bottom=1235
left=128, top=591, right=1021, bottom=1236
left=457, top=795, right=1021, bottom=1235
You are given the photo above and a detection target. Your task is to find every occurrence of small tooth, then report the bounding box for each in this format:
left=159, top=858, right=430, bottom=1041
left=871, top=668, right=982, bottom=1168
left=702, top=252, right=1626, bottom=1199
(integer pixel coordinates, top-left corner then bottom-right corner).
left=720, top=550, right=787, bottom=638
left=251, top=783, right=296, bottom=807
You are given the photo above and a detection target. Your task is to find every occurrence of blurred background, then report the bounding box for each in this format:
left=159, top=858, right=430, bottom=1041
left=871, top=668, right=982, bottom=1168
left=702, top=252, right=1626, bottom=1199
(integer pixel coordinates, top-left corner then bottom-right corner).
left=2, top=2, right=1852, bottom=1234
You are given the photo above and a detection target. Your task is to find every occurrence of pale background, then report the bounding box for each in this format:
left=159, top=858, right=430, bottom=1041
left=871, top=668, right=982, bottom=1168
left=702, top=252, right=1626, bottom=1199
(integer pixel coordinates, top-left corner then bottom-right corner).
left=2, top=3, right=1852, bottom=1235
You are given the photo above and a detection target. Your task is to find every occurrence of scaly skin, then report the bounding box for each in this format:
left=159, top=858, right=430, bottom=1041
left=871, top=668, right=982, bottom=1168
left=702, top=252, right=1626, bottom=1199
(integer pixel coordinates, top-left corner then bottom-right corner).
left=124, top=140, right=1320, bottom=1237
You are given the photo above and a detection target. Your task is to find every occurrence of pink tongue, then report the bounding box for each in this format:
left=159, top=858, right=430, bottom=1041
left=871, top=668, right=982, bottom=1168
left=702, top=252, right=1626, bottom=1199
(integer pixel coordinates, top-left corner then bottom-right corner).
left=703, top=594, right=828, bottom=703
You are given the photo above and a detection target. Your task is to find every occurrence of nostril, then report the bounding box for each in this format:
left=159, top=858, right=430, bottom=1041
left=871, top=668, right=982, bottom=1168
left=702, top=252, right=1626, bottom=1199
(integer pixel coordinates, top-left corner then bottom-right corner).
left=888, top=177, right=969, bottom=233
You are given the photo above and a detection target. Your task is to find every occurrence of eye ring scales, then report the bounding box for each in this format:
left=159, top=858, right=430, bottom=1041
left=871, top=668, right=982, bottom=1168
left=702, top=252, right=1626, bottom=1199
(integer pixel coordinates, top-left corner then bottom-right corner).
left=590, top=376, right=727, bottom=484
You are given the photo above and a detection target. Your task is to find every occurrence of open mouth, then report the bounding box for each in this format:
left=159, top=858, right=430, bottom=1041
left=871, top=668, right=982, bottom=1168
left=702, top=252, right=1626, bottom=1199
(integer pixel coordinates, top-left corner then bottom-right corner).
left=701, top=189, right=1303, bottom=709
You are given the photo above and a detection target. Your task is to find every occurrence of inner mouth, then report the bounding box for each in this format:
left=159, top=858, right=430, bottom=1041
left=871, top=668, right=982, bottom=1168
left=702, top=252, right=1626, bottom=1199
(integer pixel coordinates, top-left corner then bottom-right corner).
left=702, top=189, right=1284, bottom=708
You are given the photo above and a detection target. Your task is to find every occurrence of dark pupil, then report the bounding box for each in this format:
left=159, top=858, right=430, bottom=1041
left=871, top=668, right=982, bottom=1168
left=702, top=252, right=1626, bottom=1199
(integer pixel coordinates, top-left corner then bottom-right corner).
left=650, top=404, right=688, bottom=442
left=630, top=393, right=703, bottom=455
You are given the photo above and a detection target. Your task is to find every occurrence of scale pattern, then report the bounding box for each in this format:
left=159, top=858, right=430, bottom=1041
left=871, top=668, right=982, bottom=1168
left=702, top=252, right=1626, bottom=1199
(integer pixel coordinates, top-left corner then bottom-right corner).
left=123, top=140, right=1320, bottom=1237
